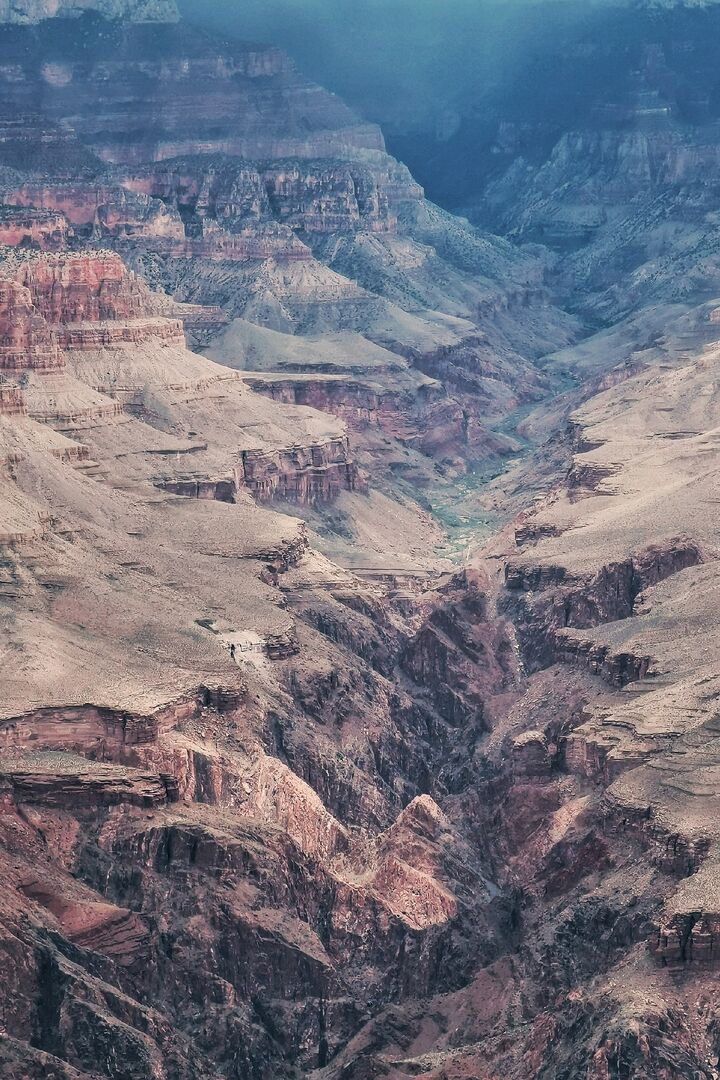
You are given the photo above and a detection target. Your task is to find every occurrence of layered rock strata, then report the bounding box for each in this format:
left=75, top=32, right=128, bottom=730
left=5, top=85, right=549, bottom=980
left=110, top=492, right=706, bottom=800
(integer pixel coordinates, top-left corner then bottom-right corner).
left=0, top=249, right=364, bottom=508
left=11, top=4, right=720, bottom=1079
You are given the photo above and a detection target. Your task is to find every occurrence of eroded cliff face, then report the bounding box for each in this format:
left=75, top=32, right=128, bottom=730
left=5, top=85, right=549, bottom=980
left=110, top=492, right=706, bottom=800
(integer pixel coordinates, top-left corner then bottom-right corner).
left=0, top=236, right=534, bottom=1080
left=0, top=249, right=185, bottom=376
left=121, top=158, right=412, bottom=235
left=0, top=248, right=368, bottom=512
left=6, top=4, right=720, bottom=1080
left=0, top=205, right=69, bottom=249
left=0, top=376, right=519, bottom=1080
left=0, top=8, right=577, bottom=504
left=302, top=327, right=720, bottom=1078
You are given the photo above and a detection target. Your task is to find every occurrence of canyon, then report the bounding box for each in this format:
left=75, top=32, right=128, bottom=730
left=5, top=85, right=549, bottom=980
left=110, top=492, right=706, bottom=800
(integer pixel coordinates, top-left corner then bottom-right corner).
left=1, top=2, right=720, bottom=1079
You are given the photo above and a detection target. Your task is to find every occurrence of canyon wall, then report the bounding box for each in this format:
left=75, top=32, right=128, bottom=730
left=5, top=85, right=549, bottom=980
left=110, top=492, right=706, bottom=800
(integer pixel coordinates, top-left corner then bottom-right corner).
left=7, top=3, right=720, bottom=1079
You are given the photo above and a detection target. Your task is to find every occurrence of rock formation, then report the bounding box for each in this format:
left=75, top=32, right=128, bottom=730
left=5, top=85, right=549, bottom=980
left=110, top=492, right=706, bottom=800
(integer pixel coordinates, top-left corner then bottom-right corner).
left=4, top=2, right=720, bottom=1079
left=0, top=11, right=576, bottom=503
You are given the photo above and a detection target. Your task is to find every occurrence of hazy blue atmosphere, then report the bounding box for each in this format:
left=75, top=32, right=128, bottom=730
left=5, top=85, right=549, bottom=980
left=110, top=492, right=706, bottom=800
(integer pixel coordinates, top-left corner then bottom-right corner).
left=176, top=0, right=720, bottom=208
left=175, top=0, right=594, bottom=129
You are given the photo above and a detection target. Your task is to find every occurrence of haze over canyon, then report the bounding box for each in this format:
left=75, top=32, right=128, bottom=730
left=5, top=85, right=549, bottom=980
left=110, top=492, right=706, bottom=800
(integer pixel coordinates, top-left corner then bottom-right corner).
left=1, top=1, right=720, bottom=1078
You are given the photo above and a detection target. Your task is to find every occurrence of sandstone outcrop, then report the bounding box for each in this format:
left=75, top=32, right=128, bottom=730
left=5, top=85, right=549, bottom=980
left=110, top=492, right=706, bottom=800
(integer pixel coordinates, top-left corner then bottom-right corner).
left=238, top=438, right=362, bottom=505
left=511, top=729, right=551, bottom=780
left=0, top=275, right=61, bottom=369
left=0, top=181, right=184, bottom=241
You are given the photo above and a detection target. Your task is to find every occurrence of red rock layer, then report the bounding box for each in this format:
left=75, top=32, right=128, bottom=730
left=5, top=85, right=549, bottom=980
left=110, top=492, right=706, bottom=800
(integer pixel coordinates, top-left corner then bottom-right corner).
left=238, top=437, right=363, bottom=504
left=0, top=181, right=184, bottom=238
left=0, top=251, right=185, bottom=368
left=0, top=277, right=61, bottom=370
left=11, top=251, right=156, bottom=323
left=0, top=383, right=26, bottom=414
left=245, top=374, right=476, bottom=462
left=0, top=179, right=312, bottom=260
left=0, top=206, right=69, bottom=250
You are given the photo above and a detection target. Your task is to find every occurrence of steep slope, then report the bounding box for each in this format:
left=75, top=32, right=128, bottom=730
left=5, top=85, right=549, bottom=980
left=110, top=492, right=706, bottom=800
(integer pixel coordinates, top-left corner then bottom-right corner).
left=0, top=245, right=517, bottom=1079
left=308, top=305, right=720, bottom=1080
left=0, top=10, right=577, bottom=522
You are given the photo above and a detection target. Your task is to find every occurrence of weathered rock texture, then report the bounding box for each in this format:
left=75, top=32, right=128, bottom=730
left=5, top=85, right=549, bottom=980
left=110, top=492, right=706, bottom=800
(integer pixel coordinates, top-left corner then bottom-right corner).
left=0, top=7, right=577, bottom=505
left=8, top=3, right=720, bottom=1080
